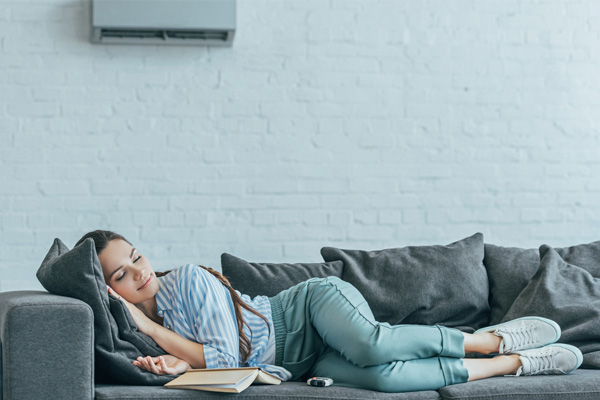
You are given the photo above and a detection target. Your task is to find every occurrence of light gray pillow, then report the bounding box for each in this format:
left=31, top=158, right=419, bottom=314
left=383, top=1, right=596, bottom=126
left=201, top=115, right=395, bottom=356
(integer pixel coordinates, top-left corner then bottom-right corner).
left=321, top=233, right=489, bottom=329
left=221, top=253, right=344, bottom=298
left=484, top=240, right=600, bottom=325
left=36, top=238, right=173, bottom=385
left=502, top=245, right=600, bottom=368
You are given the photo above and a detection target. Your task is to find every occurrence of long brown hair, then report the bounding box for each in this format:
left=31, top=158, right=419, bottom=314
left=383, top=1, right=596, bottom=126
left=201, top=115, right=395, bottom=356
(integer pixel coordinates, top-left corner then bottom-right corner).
left=76, top=230, right=270, bottom=363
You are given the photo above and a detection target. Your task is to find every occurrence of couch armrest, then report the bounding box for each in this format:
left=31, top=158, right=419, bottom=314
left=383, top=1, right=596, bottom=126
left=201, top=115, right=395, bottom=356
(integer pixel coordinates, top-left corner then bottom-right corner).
left=0, top=291, right=94, bottom=400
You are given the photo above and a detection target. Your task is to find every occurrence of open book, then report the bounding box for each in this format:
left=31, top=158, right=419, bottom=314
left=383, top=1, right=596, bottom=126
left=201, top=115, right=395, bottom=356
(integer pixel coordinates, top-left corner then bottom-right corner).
left=164, top=367, right=282, bottom=393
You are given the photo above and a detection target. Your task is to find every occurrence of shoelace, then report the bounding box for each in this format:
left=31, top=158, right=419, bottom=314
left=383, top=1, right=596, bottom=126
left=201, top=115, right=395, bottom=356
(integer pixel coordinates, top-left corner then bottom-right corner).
left=521, top=348, right=560, bottom=375
left=497, top=324, right=535, bottom=353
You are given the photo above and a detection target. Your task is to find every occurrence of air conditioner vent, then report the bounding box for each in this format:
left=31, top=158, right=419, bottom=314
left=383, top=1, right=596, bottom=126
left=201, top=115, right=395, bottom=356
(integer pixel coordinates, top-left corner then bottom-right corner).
left=101, top=29, right=166, bottom=39
left=167, top=30, right=228, bottom=41
left=99, top=29, right=230, bottom=43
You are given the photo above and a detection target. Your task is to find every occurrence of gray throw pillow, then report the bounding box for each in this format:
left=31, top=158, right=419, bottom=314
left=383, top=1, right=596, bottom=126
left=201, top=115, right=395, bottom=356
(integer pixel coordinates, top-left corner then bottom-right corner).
left=321, top=233, right=489, bottom=329
left=221, top=253, right=344, bottom=297
left=502, top=245, right=600, bottom=368
left=485, top=240, right=600, bottom=326
left=36, top=238, right=173, bottom=385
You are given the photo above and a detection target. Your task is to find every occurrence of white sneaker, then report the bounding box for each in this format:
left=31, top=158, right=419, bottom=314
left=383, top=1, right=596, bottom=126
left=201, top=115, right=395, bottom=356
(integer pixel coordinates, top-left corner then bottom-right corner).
left=475, top=316, right=561, bottom=353
left=513, top=344, right=583, bottom=376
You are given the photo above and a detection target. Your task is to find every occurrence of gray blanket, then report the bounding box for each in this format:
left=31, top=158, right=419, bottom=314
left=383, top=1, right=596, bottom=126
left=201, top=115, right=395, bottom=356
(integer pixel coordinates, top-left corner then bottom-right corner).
left=36, top=238, right=174, bottom=385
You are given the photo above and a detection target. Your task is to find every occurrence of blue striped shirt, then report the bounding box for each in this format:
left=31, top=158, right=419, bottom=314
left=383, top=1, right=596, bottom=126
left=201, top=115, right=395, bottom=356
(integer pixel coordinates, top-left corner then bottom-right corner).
left=155, top=264, right=292, bottom=381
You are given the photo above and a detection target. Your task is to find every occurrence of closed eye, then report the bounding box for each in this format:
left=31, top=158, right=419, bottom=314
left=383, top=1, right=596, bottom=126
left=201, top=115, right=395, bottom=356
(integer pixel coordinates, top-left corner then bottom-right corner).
left=115, top=251, right=141, bottom=281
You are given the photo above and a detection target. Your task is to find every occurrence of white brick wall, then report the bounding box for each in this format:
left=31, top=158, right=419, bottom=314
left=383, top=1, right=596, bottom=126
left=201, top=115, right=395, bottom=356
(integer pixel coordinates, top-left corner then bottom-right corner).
left=1, top=0, right=600, bottom=291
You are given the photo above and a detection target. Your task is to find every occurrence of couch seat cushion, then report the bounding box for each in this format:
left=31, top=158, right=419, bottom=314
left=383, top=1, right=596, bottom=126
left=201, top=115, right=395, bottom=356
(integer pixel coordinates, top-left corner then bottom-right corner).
left=437, top=369, right=600, bottom=400
left=95, top=382, right=440, bottom=400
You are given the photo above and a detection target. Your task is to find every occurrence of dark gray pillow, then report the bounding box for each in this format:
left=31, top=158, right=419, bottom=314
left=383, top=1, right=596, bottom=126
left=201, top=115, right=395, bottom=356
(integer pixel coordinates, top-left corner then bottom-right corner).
left=36, top=238, right=173, bottom=385
left=484, top=240, right=600, bottom=325
left=502, top=245, right=600, bottom=368
left=321, top=233, right=489, bottom=329
left=221, top=253, right=344, bottom=298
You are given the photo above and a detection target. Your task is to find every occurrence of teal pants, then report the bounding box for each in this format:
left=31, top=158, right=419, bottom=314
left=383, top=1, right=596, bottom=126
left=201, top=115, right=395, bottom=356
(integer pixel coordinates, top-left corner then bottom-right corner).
left=269, top=277, right=470, bottom=393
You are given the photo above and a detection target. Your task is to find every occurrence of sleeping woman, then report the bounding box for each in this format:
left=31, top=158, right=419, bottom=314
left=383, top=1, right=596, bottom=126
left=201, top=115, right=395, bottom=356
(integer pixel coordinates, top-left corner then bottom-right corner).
left=76, top=230, right=583, bottom=393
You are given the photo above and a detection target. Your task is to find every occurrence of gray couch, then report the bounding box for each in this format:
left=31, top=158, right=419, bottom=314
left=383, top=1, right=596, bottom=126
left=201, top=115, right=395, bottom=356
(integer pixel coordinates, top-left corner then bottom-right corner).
left=2, top=233, right=600, bottom=399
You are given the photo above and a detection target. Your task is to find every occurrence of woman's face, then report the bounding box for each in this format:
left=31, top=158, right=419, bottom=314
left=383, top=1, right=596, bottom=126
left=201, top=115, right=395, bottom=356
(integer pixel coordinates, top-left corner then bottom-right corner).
left=98, top=239, right=159, bottom=304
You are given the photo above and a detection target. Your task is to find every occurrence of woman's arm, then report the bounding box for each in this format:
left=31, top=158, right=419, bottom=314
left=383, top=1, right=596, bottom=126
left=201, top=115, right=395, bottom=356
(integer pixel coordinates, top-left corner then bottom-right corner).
left=146, top=322, right=207, bottom=369
left=184, top=266, right=241, bottom=369
left=109, top=287, right=207, bottom=369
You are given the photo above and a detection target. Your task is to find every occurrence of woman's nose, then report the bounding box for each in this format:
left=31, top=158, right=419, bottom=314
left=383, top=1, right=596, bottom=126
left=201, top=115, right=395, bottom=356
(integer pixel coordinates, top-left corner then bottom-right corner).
left=133, top=265, right=147, bottom=280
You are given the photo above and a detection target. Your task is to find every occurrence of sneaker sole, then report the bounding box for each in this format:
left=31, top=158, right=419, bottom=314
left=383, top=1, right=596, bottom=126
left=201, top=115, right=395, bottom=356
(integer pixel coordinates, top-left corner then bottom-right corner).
left=475, top=316, right=561, bottom=348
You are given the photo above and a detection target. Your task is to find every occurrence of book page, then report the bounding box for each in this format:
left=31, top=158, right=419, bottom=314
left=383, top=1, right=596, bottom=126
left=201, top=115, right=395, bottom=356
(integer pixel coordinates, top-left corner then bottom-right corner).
left=256, top=370, right=282, bottom=385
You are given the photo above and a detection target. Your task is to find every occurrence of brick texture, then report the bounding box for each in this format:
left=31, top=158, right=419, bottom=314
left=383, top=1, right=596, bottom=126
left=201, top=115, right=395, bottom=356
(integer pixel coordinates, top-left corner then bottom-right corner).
left=1, top=0, right=600, bottom=290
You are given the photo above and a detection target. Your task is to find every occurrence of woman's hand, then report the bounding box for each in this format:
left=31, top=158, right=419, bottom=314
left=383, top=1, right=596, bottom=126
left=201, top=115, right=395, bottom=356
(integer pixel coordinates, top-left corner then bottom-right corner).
left=133, top=354, right=191, bottom=375
left=107, top=285, right=157, bottom=336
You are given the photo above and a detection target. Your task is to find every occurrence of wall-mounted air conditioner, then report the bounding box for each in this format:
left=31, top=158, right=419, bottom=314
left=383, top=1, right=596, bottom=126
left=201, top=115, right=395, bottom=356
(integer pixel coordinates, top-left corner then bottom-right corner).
left=91, top=0, right=236, bottom=46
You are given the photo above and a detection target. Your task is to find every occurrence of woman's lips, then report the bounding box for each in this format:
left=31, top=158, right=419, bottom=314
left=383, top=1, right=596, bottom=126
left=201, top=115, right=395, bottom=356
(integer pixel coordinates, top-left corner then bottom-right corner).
left=138, top=276, right=152, bottom=290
